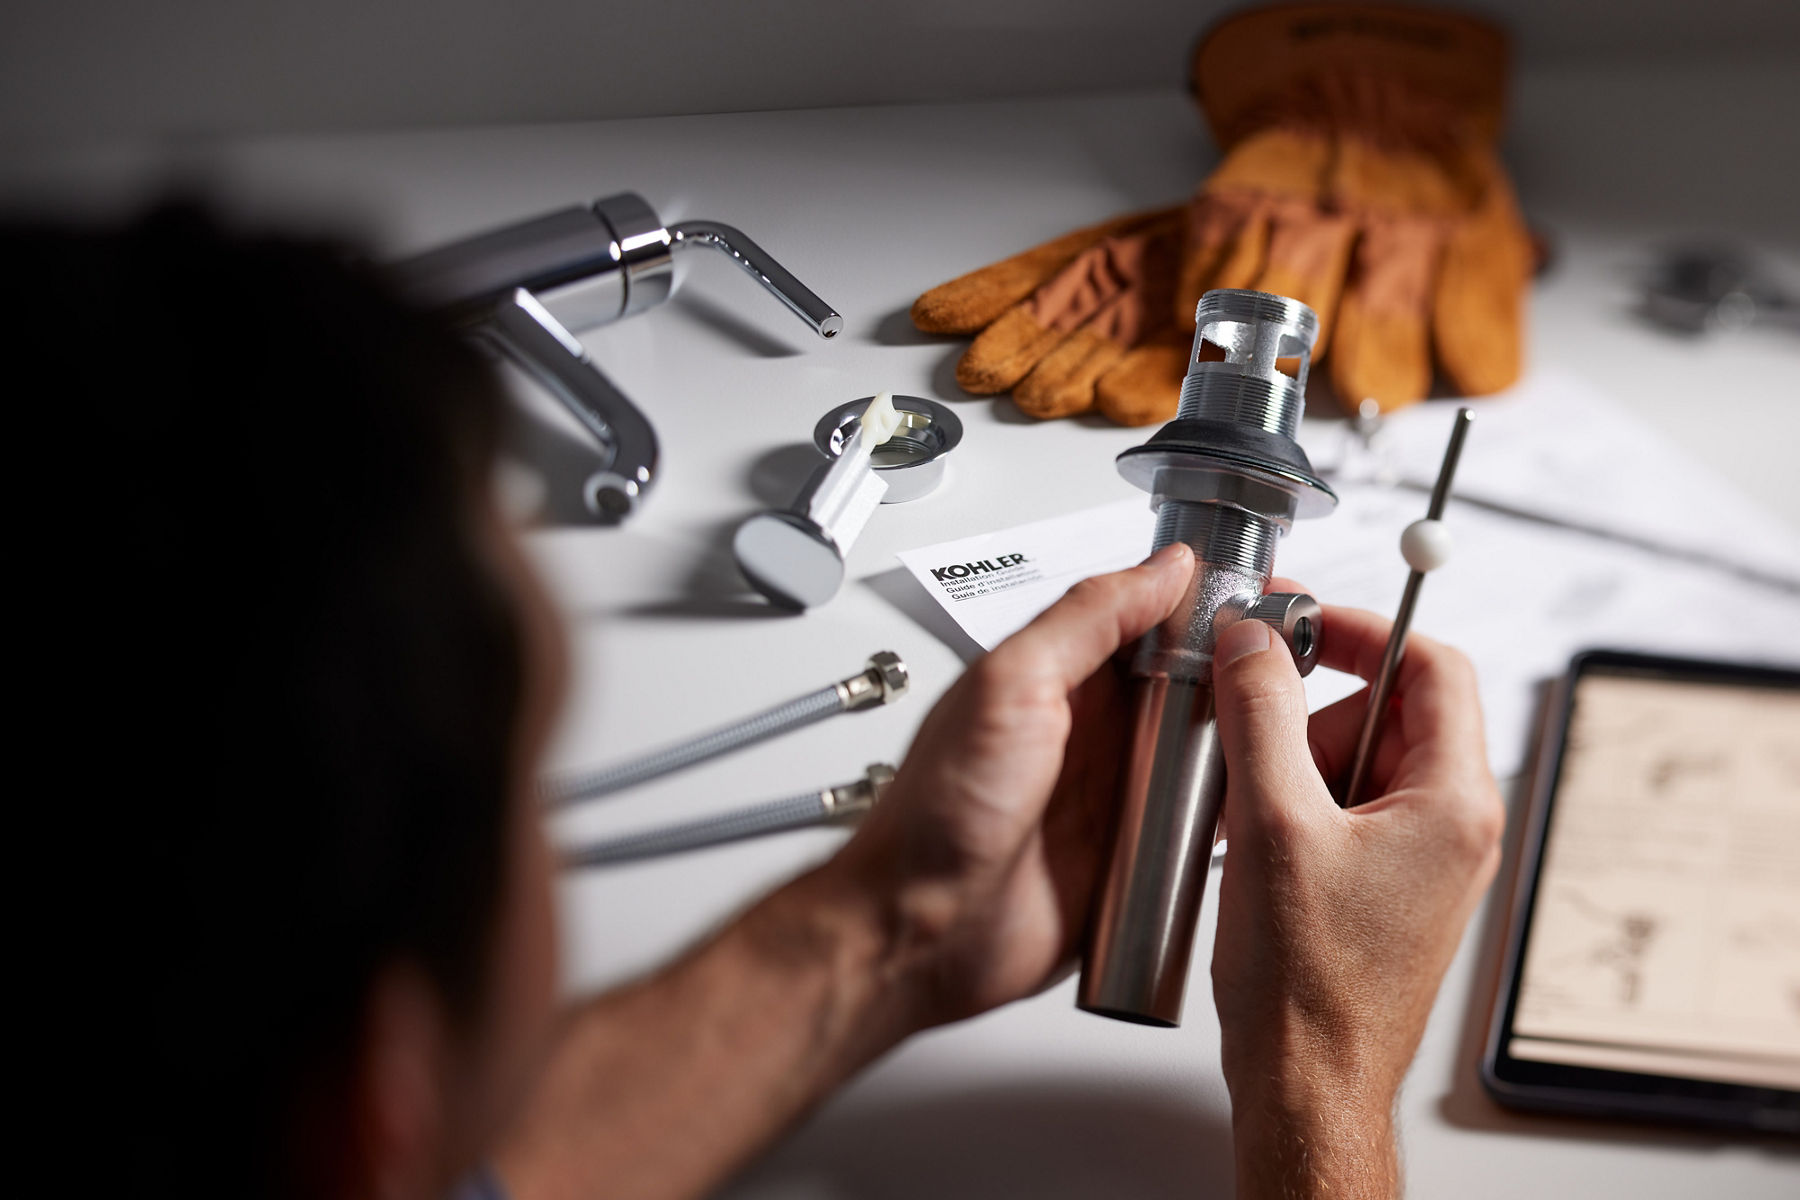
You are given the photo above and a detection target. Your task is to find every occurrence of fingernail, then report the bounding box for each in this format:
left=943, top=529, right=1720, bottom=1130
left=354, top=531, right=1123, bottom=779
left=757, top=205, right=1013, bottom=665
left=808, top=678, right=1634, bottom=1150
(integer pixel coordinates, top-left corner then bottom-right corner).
left=1215, top=619, right=1273, bottom=667
left=1145, top=543, right=1188, bottom=570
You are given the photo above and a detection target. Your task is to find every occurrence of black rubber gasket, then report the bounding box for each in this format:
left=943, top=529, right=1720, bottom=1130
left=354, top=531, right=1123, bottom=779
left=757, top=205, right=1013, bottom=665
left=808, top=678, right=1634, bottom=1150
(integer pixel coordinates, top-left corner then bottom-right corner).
left=1115, top=417, right=1336, bottom=502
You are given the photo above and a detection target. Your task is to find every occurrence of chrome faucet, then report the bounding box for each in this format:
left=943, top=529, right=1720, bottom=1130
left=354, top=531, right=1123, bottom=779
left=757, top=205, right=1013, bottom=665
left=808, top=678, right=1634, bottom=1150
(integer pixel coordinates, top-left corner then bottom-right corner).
left=393, top=192, right=842, bottom=521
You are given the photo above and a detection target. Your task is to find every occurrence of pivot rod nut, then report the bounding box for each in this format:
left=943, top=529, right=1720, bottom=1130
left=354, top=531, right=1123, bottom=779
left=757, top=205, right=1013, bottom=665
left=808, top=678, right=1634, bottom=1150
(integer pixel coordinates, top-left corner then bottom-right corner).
left=1241, top=592, right=1323, bottom=676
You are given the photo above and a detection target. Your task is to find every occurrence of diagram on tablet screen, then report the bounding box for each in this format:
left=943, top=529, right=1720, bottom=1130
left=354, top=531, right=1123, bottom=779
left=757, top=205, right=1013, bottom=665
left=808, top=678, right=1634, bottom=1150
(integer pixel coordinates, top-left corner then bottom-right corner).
left=1514, top=673, right=1800, bottom=1063
left=1536, top=888, right=1660, bottom=1007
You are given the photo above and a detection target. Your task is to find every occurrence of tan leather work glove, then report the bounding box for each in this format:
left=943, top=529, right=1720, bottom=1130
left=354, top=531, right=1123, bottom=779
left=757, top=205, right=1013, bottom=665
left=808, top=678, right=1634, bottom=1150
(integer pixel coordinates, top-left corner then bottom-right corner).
left=914, top=3, right=1532, bottom=424
left=1186, top=4, right=1532, bottom=411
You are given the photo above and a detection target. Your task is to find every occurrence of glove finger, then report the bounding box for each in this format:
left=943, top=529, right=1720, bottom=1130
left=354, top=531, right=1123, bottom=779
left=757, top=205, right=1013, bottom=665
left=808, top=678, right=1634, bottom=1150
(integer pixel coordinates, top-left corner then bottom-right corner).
left=912, top=206, right=1180, bottom=335
left=1251, top=201, right=1355, bottom=357
left=1013, top=219, right=1183, bottom=419
left=1176, top=198, right=1271, bottom=331
left=1095, top=336, right=1188, bottom=426
left=1329, top=217, right=1442, bottom=412
left=1177, top=192, right=1261, bottom=331
left=1027, top=213, right=1182, bottom=330
left=1013, top=329, right=1120, bottom=419
left=959, top=214, right=1183, bottom=395
left=1324, top=133, right=1463, bottom=395
left=1177, top=128, right=1331, bottom=330
left=956, top=307, right=1069, bottom=394
left=1433, top=159, right=1530, bottom=396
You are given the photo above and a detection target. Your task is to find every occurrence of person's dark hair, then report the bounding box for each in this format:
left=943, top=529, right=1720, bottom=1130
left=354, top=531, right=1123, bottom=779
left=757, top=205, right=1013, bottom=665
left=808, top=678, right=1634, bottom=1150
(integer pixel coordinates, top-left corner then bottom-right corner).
left=13, top=204, right=524, bottom=1196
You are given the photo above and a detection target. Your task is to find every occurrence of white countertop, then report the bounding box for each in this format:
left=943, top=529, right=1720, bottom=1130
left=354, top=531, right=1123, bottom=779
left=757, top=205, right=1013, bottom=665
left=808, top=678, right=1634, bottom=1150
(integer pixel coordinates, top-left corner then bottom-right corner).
left=11, top=87, right=1796, bottom=1195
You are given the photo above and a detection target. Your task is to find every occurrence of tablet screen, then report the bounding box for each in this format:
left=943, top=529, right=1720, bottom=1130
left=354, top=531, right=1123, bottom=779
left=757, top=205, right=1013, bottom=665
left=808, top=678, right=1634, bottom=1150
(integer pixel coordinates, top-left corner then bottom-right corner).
left=1507, top=669, right=1800, bottom=1091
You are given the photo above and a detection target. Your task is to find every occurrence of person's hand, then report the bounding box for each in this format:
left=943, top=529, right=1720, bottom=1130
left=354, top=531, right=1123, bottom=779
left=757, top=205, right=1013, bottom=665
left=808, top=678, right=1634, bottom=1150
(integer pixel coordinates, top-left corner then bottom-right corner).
left=823, top=542, right=1195, bottom=1030
left=496, top=552, right=1187, bottom=1200
left=1207, top=596, right=1503, bottom=1196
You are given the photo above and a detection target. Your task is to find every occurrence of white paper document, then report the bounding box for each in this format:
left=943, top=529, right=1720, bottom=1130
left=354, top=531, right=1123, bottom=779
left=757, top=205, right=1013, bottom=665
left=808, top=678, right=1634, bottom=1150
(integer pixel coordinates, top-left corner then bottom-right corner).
left=894, top=500, right=1157, bottom=652
left=894, top=370, right=1800, bottom=778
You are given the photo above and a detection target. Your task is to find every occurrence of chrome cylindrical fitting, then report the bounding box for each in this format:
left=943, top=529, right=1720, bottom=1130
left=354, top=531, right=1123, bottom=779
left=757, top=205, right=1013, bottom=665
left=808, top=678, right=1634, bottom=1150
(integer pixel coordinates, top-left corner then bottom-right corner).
left=1079, top=289, right=1338, bottom=1027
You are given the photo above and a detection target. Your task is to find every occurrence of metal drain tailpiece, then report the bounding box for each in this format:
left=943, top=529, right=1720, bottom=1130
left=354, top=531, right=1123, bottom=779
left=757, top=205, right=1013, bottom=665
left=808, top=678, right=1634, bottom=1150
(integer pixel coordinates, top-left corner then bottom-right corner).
left=1078, top=288, right=1338, bottom=1027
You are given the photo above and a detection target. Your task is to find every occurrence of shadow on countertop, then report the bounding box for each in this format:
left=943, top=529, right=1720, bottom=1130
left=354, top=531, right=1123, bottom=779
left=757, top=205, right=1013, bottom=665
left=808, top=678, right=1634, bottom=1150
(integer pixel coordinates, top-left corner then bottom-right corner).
left=723, top=1080, right=1235, bottom=1200
left=870, top=302, right=950, bottom=347
left=667, top=289, right=807, bottom=358
left=745, top=440, right=827, bottom=508
left=608, top=511, right=795, bottom=622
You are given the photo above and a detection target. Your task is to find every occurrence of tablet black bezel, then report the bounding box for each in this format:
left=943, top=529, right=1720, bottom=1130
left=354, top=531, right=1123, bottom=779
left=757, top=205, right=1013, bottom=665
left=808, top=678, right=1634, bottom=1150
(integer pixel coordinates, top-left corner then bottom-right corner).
left=1482, top=648, right=1800, bottom=1134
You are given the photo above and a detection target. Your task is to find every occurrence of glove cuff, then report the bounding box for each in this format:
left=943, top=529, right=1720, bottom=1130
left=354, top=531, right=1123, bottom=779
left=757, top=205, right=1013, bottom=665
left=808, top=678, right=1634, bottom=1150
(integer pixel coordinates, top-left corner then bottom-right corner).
left=1192, top=4, right=1509, bottom=151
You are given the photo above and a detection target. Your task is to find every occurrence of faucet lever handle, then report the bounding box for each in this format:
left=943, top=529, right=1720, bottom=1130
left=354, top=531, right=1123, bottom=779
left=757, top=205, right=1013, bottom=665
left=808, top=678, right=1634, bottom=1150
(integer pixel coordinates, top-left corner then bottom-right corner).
left=670, top=220, right=842, bottom=339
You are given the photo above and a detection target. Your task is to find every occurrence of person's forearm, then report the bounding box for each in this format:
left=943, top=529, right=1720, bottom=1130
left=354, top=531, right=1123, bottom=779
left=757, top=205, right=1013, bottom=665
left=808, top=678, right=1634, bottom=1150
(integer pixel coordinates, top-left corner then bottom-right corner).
left=1228, top=1071, right=1399, bottom=1200
left=494, top=865, right=916, bottom=1200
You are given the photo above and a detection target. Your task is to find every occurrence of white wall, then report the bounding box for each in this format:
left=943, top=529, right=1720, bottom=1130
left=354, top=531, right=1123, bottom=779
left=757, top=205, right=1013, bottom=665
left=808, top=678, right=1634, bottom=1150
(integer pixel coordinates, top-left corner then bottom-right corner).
left=3, top=0, right=1798, bottom=146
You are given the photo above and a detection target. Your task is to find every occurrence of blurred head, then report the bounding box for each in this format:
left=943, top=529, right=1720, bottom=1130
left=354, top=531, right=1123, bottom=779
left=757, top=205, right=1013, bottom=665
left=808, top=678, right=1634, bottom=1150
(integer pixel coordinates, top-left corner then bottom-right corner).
left=13, top=204, right=563, bottom=1199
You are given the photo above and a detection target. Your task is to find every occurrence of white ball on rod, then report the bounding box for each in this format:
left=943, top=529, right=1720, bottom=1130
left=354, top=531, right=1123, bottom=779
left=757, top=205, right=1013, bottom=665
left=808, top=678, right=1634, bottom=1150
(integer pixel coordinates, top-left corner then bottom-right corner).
left=1400, top=518, right=1453, bottom=573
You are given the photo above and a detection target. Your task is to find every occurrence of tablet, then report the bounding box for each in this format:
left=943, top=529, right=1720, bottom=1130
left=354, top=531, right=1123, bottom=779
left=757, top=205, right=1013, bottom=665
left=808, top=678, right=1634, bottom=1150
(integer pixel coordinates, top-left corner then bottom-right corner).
left=1484, top=649, right=1800, bottom=1133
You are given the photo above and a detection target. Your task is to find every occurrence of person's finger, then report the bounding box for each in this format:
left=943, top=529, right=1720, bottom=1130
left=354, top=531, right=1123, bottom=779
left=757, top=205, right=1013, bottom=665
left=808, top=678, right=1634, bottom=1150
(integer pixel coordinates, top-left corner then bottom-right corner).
left=911, top=207, right=1175, bottom=335
left=1312, top=603, right=1397, bottom=681
left=1041, top=667, right=1134, bottom=911
left=1303, top=687, right=1406, bottom=790
left=1312, top=604, right=1486, bottom=779
left=1297, top=603, right=1419, bottom=787
left=1212, top=617, right=1332, bottom=824
left=985, top=543, right=1193, bottom=695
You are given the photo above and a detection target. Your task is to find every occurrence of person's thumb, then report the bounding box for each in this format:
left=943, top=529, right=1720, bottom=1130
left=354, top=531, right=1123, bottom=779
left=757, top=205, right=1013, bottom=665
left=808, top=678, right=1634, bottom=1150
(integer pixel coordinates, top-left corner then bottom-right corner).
left=1211, top=618, right=1325, bottom=825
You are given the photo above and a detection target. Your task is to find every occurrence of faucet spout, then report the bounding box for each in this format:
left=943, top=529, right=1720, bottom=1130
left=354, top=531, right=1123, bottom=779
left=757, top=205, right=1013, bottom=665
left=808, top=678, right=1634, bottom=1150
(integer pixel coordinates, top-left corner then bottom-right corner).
left=671, top=220, right=843, bottom=338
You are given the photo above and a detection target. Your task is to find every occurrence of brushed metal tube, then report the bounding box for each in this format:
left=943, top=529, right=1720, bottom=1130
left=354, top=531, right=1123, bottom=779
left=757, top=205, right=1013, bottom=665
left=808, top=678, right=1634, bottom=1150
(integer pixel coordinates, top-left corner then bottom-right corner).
left=1078, top=521, right=1268, bottom=1026
left=1079, top=676, right=1226, bottom=1025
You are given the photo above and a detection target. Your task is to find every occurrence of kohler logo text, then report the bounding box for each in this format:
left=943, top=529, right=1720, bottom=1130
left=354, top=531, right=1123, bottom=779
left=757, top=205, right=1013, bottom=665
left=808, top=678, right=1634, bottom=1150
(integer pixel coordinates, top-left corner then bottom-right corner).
left=932, top=553, right=1028, bottom=581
